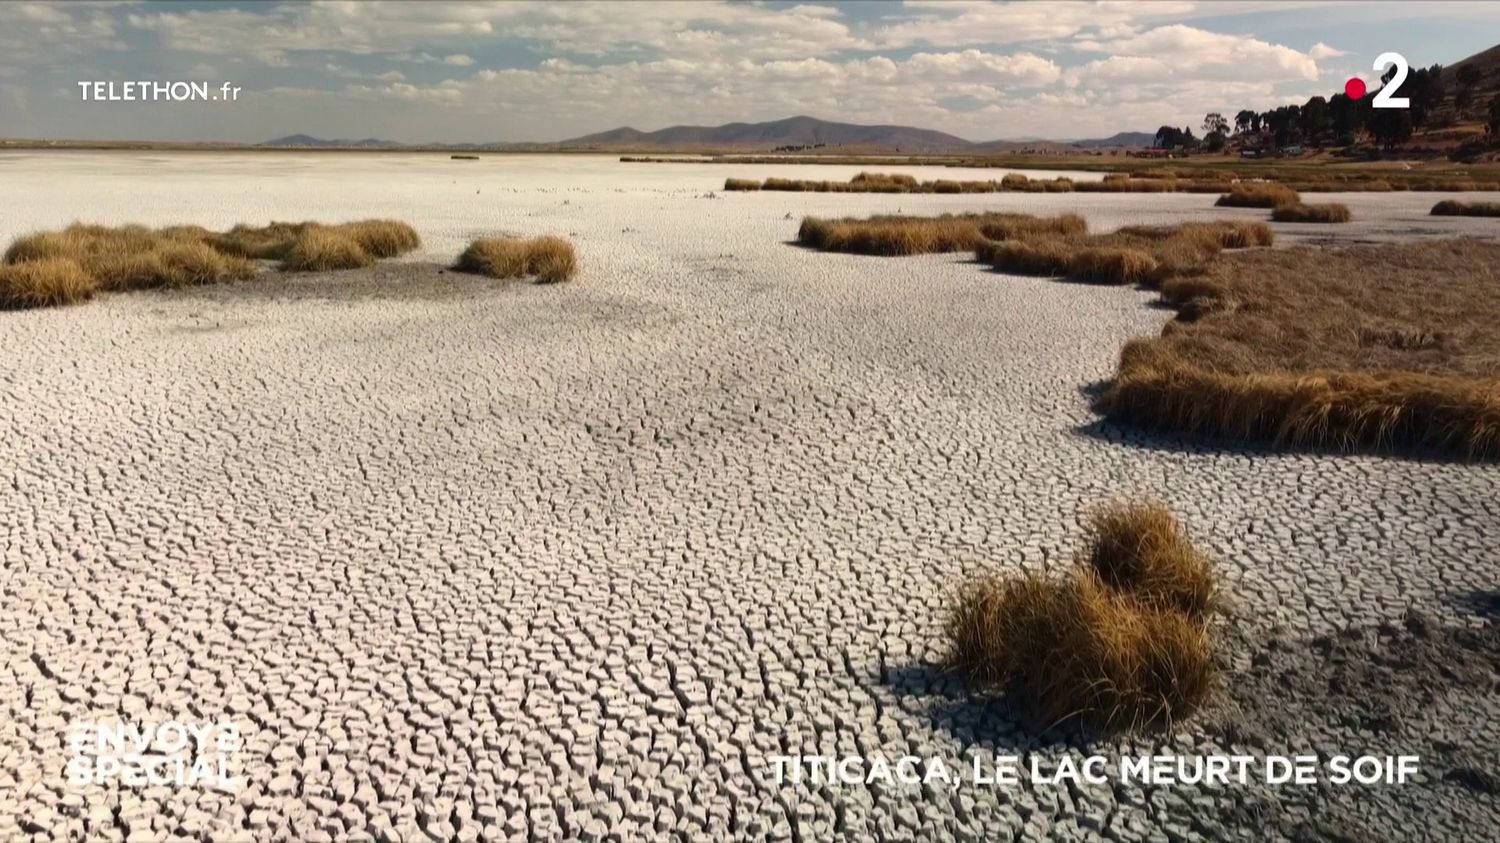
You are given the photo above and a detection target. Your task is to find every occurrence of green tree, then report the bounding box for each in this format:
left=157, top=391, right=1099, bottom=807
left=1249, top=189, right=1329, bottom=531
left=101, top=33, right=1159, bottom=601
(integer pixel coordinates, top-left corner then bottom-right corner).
left=1153, top=125, right=1196, bottom=149
left=1299, top=96, right=1330, bottom=141
left=1428, top=64, right=1446, bottom=117
left=1404, top=67, right=1430, bottom=127
left=1329, top=92, right=1364, bottom=141
left=1456, top=65, right=1483, bottom=116
left=1201, top=113, right=1228, bottom=151
left=1264, top=105, right=1301, bottom=148
left=1369, top=107, right=1413, bottom=149
left=1234, top=109, right=1257, bottom=134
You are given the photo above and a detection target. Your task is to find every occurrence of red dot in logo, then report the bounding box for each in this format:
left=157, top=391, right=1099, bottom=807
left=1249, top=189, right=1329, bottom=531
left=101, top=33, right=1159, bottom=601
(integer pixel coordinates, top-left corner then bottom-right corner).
left=1345, top=77, right=1367, bottom=99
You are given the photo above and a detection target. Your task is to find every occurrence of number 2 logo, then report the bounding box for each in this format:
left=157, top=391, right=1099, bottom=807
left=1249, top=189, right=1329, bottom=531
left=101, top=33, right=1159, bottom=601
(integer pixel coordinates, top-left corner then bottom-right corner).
left=1372, top=52, right=1409, bottom=109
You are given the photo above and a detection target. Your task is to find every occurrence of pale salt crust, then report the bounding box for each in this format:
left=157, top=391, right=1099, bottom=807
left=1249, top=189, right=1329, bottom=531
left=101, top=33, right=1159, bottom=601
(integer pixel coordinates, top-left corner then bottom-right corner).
left=2, top=152, right=1497, bottom=840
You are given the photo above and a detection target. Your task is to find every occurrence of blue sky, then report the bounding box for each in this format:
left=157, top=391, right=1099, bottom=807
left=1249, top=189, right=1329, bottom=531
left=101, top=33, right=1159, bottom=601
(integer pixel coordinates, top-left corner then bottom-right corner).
left=1, top=1, right=1496, bottom=143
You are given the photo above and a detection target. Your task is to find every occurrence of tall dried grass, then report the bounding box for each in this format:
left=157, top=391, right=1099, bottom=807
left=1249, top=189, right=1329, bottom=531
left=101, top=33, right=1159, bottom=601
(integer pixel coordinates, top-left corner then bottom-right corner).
left=980, top=213, right=1087, bottom=241
left=283, top=228, right=375, bottom=271
left=975, top=239, right=1074, bottom=275
left=211, top=222, right=318, bottom=260
left=0, top=258, right=98, bottom=309
left=1430, top=200, right=1500, bottom=217
left=214, top=220, right=421, bottom=263
left=1214, top=183, right=1301, bottom=208
left=798, top=212, right=1086, bottom=257
left=4, top=223, right=257, bottom=291
left=1070, top=247, right=1159, bottom=285
left=980, top=220, right=1274, bottom=286
left=734, top=173, right=1243, bottom=195
left=455, top=235, right=578, bottom=283
left=851, top=171, right=919, bottom=190
left=1270, top=203, right=1352, bottom=223
left=947, top=500, right=1217, bottom=733
left=1086, top=502, right=1216, bottom=616
left=337, top=220, right=421, bottom=258
left=1, top=219, right=421, bottom=308
left=1098, top=240, right=1500, bottom=459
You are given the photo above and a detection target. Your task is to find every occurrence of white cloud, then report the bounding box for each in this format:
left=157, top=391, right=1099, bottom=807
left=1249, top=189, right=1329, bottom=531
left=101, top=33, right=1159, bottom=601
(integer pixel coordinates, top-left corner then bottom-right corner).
left=873, top=1, right=1194, bottom=48
left=1071, top=25, right=1319, bottom=86
left=902, top=50, right=1062, bottom=85
left=0, top=1, right=123, bottom=61
left=118, top=1, right=869, bottom=62
left=0, top=0, right=1477, bottom=145
left=1308, top=42, right=1347, bottom=60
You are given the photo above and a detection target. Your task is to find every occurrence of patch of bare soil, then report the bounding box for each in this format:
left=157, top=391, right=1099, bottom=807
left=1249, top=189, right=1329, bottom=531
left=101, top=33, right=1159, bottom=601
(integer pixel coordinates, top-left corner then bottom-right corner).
left=1207, top=609, right=1500, bottom=839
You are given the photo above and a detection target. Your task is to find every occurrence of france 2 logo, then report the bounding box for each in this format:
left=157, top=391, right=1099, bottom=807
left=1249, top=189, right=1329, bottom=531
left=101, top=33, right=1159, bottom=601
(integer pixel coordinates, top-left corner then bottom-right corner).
left=1345, top=53, right=1410, bottom=109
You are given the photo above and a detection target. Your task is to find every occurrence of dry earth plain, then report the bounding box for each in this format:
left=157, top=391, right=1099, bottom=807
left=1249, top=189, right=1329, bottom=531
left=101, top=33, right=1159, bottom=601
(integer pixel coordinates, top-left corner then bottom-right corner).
left=2, top=153, right=1499, bottom=841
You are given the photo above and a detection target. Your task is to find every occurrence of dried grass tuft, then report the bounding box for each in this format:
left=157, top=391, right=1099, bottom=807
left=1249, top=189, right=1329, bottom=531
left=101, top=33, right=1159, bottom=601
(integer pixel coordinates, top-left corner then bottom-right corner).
left=1097, top=240, right=1500, bottom=459
left=283, top=228, right=374, bottom=272
left=1430, top=200, right=1500, bottom=217
left=455, top=235, right=578, bottom=283
left=1271, top=203, right=1352, bottom=223
left=947, top=500, right=1217, bottom=733
left=1215, top=183, right=1301, bottom=209
left=0, top=258, right=98, bottom=309
left=799, top=212, right=1086, bottom=257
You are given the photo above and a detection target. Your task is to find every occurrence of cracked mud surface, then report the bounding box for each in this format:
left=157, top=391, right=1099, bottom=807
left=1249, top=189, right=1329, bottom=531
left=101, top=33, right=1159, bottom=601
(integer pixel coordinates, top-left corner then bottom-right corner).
left=2, top=153, right=1500, bottom=840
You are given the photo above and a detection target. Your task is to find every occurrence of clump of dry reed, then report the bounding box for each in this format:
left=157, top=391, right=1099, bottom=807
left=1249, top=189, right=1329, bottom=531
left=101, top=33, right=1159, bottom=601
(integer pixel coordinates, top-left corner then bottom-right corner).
left=0, top=258, right=98, bottom=309
left=980, top=220, right=1273, bottom=286
left=0, top=219, right=422, bottom=308
left=1097, top=239, right=1500, bottom=459
left=283, top=228, right=375, bottom=271
left=798, top=213, right=1086, bottom=257
left=1270, top=203, right=1352, bottom=223
left=3, top=223, right=257, bottom=295
left=1214, top=183, right=1301, bottom=208
left=732, top=173, right=1244, bottom=195
left=947, top=500, right=1217, bottom=733
left=454, top=235, right=578, bottom=283
left=1430, top=200, right=1500, bottom=217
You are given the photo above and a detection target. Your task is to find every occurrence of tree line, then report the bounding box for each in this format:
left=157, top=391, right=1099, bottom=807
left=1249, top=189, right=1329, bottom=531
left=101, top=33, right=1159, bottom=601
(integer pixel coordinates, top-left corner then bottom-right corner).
left=1154, top=62, right=1498, bottom=153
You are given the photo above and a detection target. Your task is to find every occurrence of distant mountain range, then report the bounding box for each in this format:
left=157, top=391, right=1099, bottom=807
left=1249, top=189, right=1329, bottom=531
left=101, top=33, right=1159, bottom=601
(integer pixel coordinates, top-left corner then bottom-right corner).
left=558, top=115, right=981, bottom=152
left=1068, top=131, right=1157, bottom=149
left=263, top=134, right=406, bottom=149
left=261, top=116, right=1156, bottom=153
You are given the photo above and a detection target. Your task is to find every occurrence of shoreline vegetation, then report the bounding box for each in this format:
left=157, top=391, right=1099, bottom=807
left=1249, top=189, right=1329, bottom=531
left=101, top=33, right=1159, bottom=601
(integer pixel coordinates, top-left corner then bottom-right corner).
left=725, top=170, right=1495, bottom=194
left=1099, top=238, right=1500, bottom=460
left=0, top=220, right=420, bottom=308
left=650, top=154, right=1500, bottom=190
left=796, top=209, right=1496, bottom=459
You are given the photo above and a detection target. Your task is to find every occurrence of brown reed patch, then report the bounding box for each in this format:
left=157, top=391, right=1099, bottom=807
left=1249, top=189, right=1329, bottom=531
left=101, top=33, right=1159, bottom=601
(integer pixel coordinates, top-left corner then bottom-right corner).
left=1431, top=200, right=1500, bottom=217
left=1271, top=203, right=1352, bottom=223
left=947, top=500, right=1217, bottom=733
left=1097, top=239, right=1500, bottom=459
left=454, top=235, right=578, bottom=283
left=282, top=228, right=374, bottom=271
left=1215, top=183, right=1302, bottom=209
left=0, top=258, right=99, bottom=309
left=798, top=212, right=1086, bottom=257
left=980, top=220, right=1274, bottom=287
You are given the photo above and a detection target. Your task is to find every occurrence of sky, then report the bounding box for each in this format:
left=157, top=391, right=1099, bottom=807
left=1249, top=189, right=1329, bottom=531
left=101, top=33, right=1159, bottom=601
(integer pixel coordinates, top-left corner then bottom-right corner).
left=1, top=1, right=1497, bottom=144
